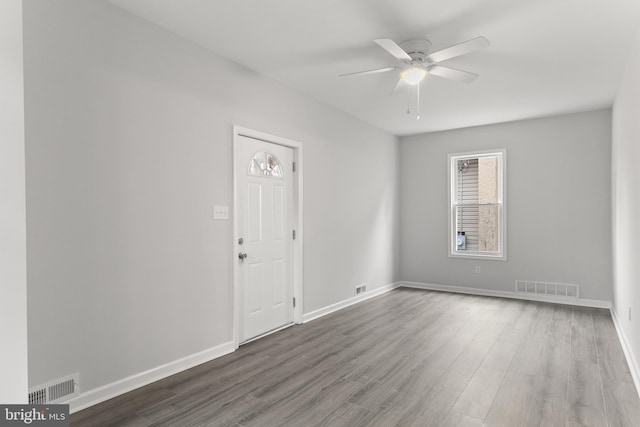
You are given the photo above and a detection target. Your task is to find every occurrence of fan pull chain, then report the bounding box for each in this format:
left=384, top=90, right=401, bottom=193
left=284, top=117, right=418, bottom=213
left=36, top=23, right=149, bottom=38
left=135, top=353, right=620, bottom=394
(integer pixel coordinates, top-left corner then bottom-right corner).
left=416, top=83, right=420, bottom=120
left=406, top=85, right=411, bottom=115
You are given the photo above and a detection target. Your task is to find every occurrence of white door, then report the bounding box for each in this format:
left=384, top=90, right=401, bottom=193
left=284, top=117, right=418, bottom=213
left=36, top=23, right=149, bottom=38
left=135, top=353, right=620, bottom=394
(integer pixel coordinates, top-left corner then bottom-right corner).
left=236, top=135, right=294, bottom=343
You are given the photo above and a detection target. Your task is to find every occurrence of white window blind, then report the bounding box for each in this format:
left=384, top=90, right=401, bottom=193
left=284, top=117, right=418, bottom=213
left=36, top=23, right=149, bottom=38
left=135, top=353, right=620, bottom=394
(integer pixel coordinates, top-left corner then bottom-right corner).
left=457, top=159, right=480, bottom=251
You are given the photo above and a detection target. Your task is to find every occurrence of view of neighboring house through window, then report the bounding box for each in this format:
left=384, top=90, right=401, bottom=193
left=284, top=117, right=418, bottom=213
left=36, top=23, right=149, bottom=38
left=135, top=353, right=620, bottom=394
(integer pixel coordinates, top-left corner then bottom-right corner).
left=449, top=149, right=506, bottom=259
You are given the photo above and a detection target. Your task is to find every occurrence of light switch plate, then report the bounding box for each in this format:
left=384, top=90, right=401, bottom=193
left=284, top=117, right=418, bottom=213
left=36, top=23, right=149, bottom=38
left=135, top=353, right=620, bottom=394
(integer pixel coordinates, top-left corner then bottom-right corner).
left=213, top=205, right=229, bottom=220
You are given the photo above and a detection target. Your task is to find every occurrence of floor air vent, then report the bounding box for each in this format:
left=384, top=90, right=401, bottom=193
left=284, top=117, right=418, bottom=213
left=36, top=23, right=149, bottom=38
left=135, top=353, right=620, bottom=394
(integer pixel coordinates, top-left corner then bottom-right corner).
left=515, top=280, right=579, bottom=299
left=28, top=373, right=79, bottom=404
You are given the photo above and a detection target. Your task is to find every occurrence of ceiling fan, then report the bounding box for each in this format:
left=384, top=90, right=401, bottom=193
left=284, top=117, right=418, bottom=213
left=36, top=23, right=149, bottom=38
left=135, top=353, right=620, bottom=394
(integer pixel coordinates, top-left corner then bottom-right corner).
left=340, top=36, right=490, bottom=119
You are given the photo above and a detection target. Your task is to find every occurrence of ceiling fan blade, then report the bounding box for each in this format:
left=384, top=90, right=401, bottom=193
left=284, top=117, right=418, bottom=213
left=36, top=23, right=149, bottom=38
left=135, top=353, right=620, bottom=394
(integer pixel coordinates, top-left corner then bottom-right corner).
left=390, top=76, right=405, bottom=94
left=339, top=67, right=397, bottom=77
left=428, top=65, right=479, bottom=83
left=374, top=39, right=412, bottom=61
left=428, top=36, right=490, bottom=63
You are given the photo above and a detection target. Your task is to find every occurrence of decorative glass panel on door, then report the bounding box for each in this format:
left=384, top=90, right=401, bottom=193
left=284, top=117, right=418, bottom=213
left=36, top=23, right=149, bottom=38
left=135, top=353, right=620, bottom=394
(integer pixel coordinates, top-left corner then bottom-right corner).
left=248, top=151, right=284, bottom=178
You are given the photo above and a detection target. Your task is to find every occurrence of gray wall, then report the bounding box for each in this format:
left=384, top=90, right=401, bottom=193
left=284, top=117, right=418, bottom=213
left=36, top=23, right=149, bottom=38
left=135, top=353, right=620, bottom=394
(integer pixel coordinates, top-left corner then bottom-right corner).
left=400, top=110, right=612, bottom=301
left=0, top=0, right=28, bottom=404
left=612, top=28, right=640, bottom=378
left=23, top=0, right=399, bottom=393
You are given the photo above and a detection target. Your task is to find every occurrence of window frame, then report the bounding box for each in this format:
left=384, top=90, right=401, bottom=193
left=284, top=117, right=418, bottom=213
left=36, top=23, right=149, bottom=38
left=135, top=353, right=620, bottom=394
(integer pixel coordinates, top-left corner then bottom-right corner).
left=448, top=148, right=507, bottom=260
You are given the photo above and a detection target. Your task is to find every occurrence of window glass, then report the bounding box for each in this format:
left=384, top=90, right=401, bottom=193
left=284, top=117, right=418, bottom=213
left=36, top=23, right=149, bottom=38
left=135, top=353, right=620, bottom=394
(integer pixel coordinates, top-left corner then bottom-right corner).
left=248, top=152, right=284, bottom=178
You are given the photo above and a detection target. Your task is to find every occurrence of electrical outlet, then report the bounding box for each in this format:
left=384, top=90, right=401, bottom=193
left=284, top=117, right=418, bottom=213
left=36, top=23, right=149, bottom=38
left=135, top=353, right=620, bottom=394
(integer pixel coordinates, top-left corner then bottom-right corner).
left=475, top=265, right=481, bottom=274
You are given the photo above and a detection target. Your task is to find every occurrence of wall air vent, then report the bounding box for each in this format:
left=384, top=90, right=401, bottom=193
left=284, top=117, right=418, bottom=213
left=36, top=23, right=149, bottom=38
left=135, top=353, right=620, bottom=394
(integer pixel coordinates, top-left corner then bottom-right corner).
left=515, top=280, right=579, bottom=299
left=28, top=373, right=79, bottom=404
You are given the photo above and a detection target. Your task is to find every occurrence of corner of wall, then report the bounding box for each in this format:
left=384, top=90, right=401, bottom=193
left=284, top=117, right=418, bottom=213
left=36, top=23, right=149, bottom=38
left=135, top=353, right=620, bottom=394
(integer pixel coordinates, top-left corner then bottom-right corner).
left=0, top=0, right=28, bottom=404
left=610, top=21, right=640, bottom=399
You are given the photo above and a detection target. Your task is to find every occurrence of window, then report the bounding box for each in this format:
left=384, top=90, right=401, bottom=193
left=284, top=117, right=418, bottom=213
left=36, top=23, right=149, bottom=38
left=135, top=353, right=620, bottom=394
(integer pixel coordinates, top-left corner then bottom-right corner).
left=449, top=149, right=506, bottom=259
left=248, top=151, right=284, bottom=178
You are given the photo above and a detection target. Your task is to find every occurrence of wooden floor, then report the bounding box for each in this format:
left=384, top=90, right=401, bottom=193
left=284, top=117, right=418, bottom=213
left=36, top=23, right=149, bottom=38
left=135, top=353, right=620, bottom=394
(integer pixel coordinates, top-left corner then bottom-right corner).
left=71, top=288, right=640, bottom=426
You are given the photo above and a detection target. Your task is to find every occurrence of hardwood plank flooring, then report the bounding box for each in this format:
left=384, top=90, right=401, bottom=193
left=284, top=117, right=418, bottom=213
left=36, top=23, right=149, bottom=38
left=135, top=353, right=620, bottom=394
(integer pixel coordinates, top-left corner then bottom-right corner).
left=71, top=288, right=640, bottom=426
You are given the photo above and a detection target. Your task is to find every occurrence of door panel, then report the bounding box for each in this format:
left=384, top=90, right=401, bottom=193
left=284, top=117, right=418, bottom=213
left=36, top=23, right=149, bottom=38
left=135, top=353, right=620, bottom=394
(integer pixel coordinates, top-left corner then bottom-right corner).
left=272, top=185, right=285, bottom=241
left=236, top=135, right=294, bottom=343
left=272, top=258, right=285, bottom=306
left=248, top=183, right=262, bottom=243
left=247, top=262, right=263, bottom=314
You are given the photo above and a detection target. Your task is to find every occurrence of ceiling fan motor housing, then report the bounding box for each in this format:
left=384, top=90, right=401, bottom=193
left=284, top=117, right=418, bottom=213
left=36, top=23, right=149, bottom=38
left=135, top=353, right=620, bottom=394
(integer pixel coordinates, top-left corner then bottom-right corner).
left=399, top=39, right=433, bottom=63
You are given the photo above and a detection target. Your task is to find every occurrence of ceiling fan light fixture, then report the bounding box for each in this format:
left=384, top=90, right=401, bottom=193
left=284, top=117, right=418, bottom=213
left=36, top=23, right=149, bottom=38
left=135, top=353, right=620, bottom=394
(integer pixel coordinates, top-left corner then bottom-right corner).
left=401, top=67, right=427, bottom=85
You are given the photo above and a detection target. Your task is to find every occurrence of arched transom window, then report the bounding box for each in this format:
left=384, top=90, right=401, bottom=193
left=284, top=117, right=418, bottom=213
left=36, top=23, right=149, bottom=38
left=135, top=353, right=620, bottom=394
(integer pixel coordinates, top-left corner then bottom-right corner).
left=248, top=151, right=284, bottom=179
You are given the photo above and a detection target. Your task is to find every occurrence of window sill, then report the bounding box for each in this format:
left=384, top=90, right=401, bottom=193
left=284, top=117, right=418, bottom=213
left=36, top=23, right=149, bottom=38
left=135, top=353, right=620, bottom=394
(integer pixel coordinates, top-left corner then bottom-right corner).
left=449, top=252, right=507, bottom=261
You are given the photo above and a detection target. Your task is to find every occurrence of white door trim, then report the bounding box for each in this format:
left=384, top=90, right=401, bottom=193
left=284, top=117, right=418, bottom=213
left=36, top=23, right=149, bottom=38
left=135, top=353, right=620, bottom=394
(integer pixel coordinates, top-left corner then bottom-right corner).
left=232, top=125, right=303, bottom=348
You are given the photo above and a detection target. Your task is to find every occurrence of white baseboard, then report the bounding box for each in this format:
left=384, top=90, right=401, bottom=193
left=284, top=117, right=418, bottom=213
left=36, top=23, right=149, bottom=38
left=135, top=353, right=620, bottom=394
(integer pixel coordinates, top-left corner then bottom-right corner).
left=302, top=282, right=401, bottom=323
left=67, top=340, right=235, bottom=413
left=66, top=280, right=614, bottom=414
left=610, top=308, right=640, bottom=399
left=302, top=280, right=611, bottom=325
left=399, top=281, right=612, bottom=309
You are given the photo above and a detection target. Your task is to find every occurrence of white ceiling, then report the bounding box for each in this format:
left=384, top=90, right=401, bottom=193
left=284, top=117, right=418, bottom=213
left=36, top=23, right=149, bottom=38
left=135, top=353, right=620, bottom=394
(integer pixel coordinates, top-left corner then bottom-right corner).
left=106, top=0, right=640, bottom=136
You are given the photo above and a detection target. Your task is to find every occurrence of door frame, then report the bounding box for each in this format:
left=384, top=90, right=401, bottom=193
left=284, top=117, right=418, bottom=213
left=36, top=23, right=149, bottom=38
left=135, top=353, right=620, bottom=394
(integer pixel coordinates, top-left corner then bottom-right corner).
left=232, top=125, right=303, bottom=348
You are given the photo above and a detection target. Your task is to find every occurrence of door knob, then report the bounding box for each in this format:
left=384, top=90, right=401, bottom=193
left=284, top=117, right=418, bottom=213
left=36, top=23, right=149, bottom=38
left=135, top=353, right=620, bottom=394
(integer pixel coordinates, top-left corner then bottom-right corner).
left=238, top=252, right=248, bottom=262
